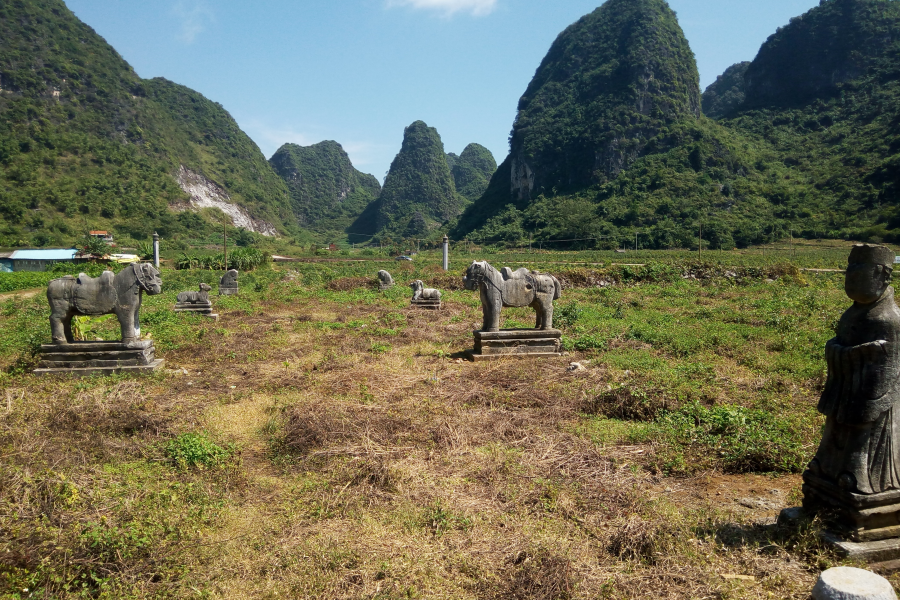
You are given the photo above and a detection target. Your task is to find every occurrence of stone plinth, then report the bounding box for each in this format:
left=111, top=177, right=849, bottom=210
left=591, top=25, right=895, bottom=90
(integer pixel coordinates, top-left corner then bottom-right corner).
left=804, top=472, right=900, bottom=542
left=219, top=286, right=238, bottom=296
left=411, top=299, right=441, bottom=310
left=465, top=329, right=562, bottom=361
left=812, top=566, right=897, bottom=600
left=174, top=302, right=217, bottom=319
left=33, top=340, right=164, bottom=376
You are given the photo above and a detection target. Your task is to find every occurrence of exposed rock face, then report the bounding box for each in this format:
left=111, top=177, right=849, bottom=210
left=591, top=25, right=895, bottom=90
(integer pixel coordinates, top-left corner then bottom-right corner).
left=702, top=62, right=750, bottom=119
left=268, top=140, right=381, bottom=233
left=372, top=121, right=461, bottom=237
left=744, top=0, right=900, bottom=108
left=175, top=166, right=277, bottom=236
left=507, top=0, right=701, bottom=199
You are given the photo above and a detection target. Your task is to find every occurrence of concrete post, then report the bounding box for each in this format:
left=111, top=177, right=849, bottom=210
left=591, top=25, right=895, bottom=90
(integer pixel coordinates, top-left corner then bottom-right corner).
left=442, top=235, right=449, bottom=271
left=152, top=232, right=160, bottom=269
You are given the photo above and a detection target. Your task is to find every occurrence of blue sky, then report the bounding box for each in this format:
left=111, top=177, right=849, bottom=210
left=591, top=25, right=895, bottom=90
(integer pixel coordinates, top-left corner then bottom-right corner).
left=65, top=0, right=820, bottom=182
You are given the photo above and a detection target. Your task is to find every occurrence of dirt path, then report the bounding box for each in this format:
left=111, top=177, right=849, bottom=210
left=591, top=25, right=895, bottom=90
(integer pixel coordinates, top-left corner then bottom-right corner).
left=0, top=288, right=42, bottom=301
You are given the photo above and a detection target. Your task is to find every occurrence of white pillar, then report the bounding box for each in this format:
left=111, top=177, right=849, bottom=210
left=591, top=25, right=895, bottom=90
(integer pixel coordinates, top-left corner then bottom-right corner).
left=152, top=232, right=160, bottom=269
left=442, top=235, right=449, bottom=271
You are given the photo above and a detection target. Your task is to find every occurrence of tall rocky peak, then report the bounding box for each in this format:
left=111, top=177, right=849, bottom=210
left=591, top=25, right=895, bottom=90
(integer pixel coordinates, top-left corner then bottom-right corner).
left=269, top=141, right=380, bottom=233
left=452, top=143, right=497, bottom=203
left=744, top=0, right=900, bottom=108
left=508, top=0, right=701, bottom=200
left=702, top=62, right=750, bottom=119
left=373, top=120, right=461, bottom=237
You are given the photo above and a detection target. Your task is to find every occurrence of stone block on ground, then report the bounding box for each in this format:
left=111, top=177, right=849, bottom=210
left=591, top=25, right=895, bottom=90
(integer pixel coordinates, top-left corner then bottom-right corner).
left=465, top=329, right=562, bottom=361
left=812, top=566, right=897, bottom=600
left=33, top=340, right=164, bottom=376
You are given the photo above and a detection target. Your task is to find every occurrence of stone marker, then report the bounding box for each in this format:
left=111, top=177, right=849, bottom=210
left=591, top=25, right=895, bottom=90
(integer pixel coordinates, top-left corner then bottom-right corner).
left=783, top=244, right=900, bottom=570
left=36, top=263, right=164, bottom=375
left=410, top=279, right=441, bottom=309
left=462, top=260, right=562, bottom=361
left=812, top=567, right=897, bottom=600
left=377, top=270, right=394, bottom=290
left=219, top=269, right=238, bottom=295
left=174, top=282, right=217, bottom=319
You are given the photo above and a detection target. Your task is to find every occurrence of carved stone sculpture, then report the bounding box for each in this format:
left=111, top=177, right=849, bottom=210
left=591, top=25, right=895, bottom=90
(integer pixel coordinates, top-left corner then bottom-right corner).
left=462, top=261, right=562, bottom=361
left=378, top=270, right=394, bottom=290
left=175, top=283, right=215, bottom=317
left=796, top=244, right=900, bottom=561
left=47, top=263, right=162, bottom=345
left=37, top=263, right=165, bottom=375
left=219, top=269, right=238, bottom=295
left=463, top=260, right=560, bottom=331
left=410, top=279, right=441, bottom=309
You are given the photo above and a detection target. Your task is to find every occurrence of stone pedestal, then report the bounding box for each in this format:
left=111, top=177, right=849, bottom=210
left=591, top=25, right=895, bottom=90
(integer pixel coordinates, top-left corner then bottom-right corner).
left=174, top=302, right=217, bottom=319
left=33, top=341, right=164, bottom=376
left=465, top=329, right=562, bottom=362
left=812, top=566, right=897, bottom=599
left=219, top=286, right=238, bottom=296
left=804, top=472, right=900, bottom=542
left=380, top=283, right=394, bottom=291
left=411, top=298, right=441, bottom=310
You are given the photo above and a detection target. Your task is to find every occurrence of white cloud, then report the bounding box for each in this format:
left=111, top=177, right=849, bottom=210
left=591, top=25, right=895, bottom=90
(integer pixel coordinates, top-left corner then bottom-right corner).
left=386, top=0, right=498, bottom=17
left=172, top=1, right=214, bottom=44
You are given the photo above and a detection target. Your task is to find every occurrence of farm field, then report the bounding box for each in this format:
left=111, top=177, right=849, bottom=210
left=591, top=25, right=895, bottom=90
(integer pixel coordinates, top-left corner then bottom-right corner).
left=0, top=247, right=893, bottom=599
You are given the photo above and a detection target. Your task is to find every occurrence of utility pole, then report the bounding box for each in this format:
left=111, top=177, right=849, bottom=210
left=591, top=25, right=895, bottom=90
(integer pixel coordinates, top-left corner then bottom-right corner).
left=698, top=223, right=702, bottom=261
left=635, top=231, right=638, bottom=251
left=223, top=219, right=227, bottom=270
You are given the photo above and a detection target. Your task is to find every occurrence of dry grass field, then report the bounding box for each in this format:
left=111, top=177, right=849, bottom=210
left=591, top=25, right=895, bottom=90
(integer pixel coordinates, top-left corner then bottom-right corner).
left=1, top=251, right=896, bottom=599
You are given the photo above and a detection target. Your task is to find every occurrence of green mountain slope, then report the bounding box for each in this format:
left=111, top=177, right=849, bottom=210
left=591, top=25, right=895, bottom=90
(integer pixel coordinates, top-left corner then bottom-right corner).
left=366, top=121, right=461, bottom=239
left=455, top=0, right=900, bottom=247
left=269, top=141, right=381, bottom=235
left=702, top=62, right=750, bottom=119
left=0, top=0, right=297, bottom=247
left=452, top=143, right=496, bottom=203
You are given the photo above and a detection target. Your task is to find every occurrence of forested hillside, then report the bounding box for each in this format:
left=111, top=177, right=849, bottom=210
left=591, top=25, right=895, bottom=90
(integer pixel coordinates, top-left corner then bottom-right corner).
left=454, top=0, right=900, bottom=248
left=269, top=141, right=381, bottom=237
left=452, top=143, right=496, bottom=203
left=0, top=0, right=297, bottom=247
left=361, top=121, right=462, bottom=239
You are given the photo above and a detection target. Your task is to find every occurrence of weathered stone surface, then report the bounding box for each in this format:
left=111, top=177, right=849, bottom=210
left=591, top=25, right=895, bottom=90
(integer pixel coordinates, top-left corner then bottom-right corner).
left=812, top=566, right=897, bottom=600
left=463, top=261, right=560, bottom=331
left=410, top=280, right=441, bottom=308
left=33, top=340, right=164, bottom=376
left=801, top=244, right=900, bottom=561
left=378, top=270, right=394, bottom=290
left=466, top=329, right=562, bottom=361
left=219, top=269, right=239, bottom=295
left=47, top=263, right=162, bottom=344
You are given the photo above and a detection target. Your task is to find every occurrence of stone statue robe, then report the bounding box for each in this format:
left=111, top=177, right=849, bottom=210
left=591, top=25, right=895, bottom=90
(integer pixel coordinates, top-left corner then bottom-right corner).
left=815, top=286, right=900, bottom=493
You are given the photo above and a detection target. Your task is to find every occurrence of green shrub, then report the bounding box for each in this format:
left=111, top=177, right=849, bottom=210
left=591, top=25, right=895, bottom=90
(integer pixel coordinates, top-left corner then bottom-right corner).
left=164, top=432, right=236, bottom=470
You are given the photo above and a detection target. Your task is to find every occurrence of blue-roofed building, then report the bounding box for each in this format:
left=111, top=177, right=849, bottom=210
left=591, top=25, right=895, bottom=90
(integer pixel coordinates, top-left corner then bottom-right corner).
left=9, top=249, right=78, bottom=272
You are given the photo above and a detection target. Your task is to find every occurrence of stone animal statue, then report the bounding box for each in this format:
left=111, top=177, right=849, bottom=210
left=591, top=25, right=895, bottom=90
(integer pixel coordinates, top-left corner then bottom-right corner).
left=377, top=270, right=394, bottom=287
left=47, top=262, right=162, bottom=345
left=410, top=280, right=441, bottom=302
left=177, top=283, right=212, bottom=305
left=463, top=260, right=560, bottom=332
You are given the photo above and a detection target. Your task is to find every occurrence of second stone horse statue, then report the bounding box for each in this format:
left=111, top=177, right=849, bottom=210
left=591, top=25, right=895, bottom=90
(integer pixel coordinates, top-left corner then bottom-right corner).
left=47, top=263, right=163, bottom=345
left=463, top=260, right=561, bottom=332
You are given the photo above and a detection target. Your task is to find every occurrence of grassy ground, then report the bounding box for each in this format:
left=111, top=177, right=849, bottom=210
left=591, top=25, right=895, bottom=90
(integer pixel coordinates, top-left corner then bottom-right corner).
left=0, top=251, right=893, bottom=598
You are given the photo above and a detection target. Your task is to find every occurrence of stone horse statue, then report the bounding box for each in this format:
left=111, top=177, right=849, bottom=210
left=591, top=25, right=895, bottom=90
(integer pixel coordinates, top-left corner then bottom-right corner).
left=463, top=261, right=561, bottom=332
left=410, top=280, right=440, bottom=302
left=47, top=263, right=162, bottom=345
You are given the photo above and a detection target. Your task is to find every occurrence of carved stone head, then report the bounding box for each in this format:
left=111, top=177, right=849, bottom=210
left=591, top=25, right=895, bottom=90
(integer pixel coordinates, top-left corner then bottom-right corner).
left=463, top=261, right=484, bottom=291
left=845, top=244, right=894, bottom=304
left=136, top=263, right=163, bottom=295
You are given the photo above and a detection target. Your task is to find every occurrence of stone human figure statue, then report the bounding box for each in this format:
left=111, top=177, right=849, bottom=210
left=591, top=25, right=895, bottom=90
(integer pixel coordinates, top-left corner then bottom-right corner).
left=809, top=244, right=900, bottom=494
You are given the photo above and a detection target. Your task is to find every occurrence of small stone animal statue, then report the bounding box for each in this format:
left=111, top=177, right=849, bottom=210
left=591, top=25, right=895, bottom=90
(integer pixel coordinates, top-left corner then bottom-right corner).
left=377, top=270, right=394, bottom=289
left=219, top=269, right=238, bottom=295
left=176, top=283, right=212, bottom=305
left=47, top=262, right=163, bottom=345
left=463, top=260, right=561, bottom=332
left=410, top=280, right=441, bottom=302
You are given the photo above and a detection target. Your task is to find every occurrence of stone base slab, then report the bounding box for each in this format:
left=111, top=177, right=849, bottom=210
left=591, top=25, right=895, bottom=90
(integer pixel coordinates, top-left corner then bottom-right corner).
left=379, top=284, right=394, bottom=291
left=174, top=303, right=216, bottom=318
left=467, top=329, right=562, bottom=361
left=219, top=287, right=238, bottom=296
left=803, top=471, right=900, bottom=541
left=34, top=341, right=164, bottom=376
left=410, top=299, right=441, bottom=310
